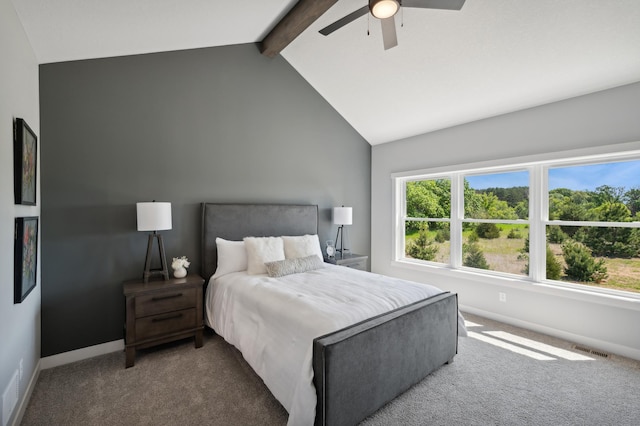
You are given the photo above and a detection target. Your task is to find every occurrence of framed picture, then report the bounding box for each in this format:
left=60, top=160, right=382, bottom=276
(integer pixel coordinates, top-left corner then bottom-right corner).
left=14, top=217, right=38, bottom=304
left=14, top=118, right=38, bottom=205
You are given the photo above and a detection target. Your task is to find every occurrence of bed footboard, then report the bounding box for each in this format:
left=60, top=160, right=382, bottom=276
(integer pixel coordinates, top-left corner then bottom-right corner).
left=313, top=292, right=459, bottom=426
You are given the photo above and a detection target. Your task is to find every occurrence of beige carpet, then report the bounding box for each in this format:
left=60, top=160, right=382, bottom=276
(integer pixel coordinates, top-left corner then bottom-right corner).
left=21, top=313, right=640, bottom=425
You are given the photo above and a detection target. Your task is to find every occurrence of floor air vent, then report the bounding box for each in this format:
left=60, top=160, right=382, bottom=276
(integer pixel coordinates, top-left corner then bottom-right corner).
left=572, top=345, right=609, bottom=358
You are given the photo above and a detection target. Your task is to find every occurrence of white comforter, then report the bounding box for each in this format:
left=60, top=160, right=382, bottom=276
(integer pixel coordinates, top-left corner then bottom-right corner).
left=205, top=263, right=465, bottom=426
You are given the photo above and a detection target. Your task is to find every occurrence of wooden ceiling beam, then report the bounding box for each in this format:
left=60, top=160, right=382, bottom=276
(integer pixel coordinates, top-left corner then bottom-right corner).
left=260, top=0, right=338, bottom=58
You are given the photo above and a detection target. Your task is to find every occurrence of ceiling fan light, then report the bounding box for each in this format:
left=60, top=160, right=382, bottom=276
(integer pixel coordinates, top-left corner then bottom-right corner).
left=370, top=0, right=400, bottom=19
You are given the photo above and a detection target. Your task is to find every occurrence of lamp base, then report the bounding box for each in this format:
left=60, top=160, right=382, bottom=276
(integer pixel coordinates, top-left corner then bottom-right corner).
left=143, top=232, right=169, bottom=283
left=335, top=225, right=350, bottom=256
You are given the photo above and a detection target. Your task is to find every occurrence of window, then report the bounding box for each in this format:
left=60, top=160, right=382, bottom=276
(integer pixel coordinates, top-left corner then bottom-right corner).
left=405, top=178, right=451, bottom=265
left=395, top=151, right=640, bottom=296
left=463, top=171, right=529, bottom=276
left=546, top=160, right=640, bottom=293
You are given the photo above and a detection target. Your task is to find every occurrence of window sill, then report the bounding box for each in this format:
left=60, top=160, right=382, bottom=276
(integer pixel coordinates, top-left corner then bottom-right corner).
left=391, top=259, right=640, bottom=310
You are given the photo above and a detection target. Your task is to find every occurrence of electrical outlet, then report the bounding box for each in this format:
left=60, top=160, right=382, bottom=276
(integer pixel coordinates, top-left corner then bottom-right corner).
left=499, top=292, right=507, bottom=303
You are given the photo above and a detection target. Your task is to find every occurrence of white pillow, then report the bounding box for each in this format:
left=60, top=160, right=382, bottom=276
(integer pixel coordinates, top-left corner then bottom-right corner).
left=211, top=238, right=247, bottom=279
left=244, top=236, right=286, bottom=275
left=282, top=234, right=324, bottom=262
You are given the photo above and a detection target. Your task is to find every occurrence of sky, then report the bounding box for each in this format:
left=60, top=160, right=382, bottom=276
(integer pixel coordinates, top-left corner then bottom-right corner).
left=466, top=160, right=640, bottom=191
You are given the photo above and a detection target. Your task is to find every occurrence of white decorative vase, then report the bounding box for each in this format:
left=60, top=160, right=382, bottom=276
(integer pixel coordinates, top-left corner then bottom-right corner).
left=173, top=266, right=187, bottom=278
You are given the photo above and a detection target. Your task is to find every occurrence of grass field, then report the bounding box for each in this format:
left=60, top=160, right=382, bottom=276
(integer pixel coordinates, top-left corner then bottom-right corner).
left=548, top=244, right=640, bottom=293
left=406, top=225, right=640, bottom=294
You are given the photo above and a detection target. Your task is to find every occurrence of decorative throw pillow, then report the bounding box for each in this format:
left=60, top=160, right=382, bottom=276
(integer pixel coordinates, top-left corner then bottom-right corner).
left=211, top=238, right=247, bottom=279
left=282, top=234, right=324, bottom=262
left=244, top=236, right=286, bottom=275
left=265, top=255, right=325, bottom=278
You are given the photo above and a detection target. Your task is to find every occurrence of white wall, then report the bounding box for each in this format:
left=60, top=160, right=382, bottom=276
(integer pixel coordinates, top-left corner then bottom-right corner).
left=0, top=0, right=40, bottom=424
left=372, top=82, right=640, bottom=360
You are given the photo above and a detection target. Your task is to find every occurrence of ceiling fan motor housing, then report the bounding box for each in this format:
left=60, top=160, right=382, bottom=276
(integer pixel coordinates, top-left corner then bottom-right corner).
left=370, top=0, right=400, bottom=19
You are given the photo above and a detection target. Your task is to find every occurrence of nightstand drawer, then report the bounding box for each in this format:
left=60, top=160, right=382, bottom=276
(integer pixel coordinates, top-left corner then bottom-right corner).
left=135, top=288, right=196, bottom=317
left=135, top=308, right=196, bottom=340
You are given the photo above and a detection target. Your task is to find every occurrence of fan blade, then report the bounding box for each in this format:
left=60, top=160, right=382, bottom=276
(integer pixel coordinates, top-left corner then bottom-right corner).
left=401, top=0, right=466, bottom=10
left=380, top=17, right=398, bottom=50
left=319, top=5, right=369, bottom=35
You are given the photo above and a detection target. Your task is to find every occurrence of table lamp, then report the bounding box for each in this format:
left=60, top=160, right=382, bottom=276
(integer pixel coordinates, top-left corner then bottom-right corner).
left=137, top=201, right=172, bottom=282
left=333, top=206, right=352, bottom=256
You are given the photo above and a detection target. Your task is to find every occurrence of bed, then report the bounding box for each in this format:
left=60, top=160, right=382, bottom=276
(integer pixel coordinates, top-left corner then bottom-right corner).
left=201, top=203, right=464, bottom=426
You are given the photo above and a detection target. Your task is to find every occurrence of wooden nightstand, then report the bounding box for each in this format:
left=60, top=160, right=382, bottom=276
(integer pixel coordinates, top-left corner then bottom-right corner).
left=123, top=274, right=204, bottom=368
left=324, top=253, right=369, bottom=271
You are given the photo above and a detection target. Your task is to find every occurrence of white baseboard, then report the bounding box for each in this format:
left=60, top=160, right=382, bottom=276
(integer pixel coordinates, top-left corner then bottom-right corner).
left=40, top=339, right=124, bottom=370
left=461, top=305, right=640, bottom=361
left=10, top=359, right=41, bottom=426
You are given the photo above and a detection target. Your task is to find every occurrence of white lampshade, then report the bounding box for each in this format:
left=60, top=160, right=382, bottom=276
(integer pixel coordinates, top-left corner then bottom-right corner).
left=136, top=202, right=172, bottom=231
left=333, top=207, right=353, bottom=225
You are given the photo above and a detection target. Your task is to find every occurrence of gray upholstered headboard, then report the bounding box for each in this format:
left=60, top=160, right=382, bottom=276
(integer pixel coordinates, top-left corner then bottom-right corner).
left=200, top=203, right=319, bottom=281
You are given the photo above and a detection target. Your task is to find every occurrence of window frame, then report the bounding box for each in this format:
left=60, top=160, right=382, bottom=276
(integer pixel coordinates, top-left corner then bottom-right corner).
left=392, top=146, right=640, bottom=298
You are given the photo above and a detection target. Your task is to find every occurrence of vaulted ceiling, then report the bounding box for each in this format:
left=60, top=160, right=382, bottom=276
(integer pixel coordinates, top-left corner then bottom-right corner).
left=11, top=0, right=640, bottom=145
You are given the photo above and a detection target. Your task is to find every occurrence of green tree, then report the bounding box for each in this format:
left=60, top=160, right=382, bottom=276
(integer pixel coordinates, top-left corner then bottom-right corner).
left=562, top=240, right=608, bottom=283
left=593, top=201, right=631, bottom=221
left=546, top=246, right=562, bottom=280
left=406, top=225, right=439, bottom=261
left=519, top=237, right=561, bottom=279
left=435, top=227, right=450, bottom=243
left=409, top=180, right=451, bottom=216
left=549, top=188, right=594, bottom=221
left=514, top=200, right=529, bottom=219
left=475, top=222, right=500, bottom=239
left=463, top=180, right=483, bottom=220
left=583, top=202, right=639, bottom=257
left=593, top=185, right=625, bottom=204
left=549, top=188, right=593, bottom=237
left=406, top=180, right=450, bottom=232
left=507, top=228, right=521, bottom=239
left=518, top=237, right=562, bottom=280
left=547, top=225, right=568, bottom=244
left=624, top=187, right=640, bottom=216
left=478, top=186, right=529, bottom=209
left=474, top=192, right=518, bottom=220
left=463, top=241, right=489, bottom=269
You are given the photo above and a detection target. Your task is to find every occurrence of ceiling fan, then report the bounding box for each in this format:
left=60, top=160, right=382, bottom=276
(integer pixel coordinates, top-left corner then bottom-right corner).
left=319, top=0, right=466, bottom=50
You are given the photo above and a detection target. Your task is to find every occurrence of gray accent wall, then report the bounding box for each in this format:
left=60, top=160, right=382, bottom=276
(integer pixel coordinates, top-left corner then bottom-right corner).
left=40, top=44, right=371, bottom=356
left=372, top=82, right=640, bottom=360
left=1, top=0, right=40, bottom=424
